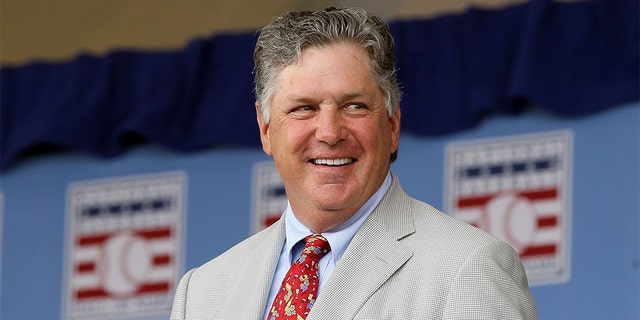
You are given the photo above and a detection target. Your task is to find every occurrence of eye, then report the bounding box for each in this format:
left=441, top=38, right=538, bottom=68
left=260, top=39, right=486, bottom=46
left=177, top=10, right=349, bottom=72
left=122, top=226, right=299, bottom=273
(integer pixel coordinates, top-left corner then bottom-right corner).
left=343, top=103, right=369, bottom=116
left=299, top=105, right=315, bottom=111
left=287, top=105, right=312, bottom=113
left=287, top=105, right=317, bottom=118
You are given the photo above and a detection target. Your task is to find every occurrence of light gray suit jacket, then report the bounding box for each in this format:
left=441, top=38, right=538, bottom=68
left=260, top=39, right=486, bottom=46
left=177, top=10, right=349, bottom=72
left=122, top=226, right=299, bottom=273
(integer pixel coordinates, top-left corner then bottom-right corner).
left=171, top=174, right=539, bottom=319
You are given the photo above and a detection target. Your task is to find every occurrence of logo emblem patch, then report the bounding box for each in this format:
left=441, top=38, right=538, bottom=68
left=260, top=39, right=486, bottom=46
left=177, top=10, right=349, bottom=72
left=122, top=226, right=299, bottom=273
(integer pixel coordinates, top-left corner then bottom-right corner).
left=445, top=131, right=572, bottom=285
left=64, top=172, right=186, bottom=319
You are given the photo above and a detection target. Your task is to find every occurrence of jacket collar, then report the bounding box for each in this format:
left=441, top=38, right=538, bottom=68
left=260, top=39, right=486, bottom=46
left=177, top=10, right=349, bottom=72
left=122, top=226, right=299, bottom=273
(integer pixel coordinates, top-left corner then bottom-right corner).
left=225, top=218, right=286, bottom=319
left=308, top=173, right=415, bottom=319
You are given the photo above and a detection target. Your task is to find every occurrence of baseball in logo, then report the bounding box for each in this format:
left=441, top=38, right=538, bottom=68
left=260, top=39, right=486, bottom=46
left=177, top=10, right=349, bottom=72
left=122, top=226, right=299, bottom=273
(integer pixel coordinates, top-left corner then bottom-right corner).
left=64, top=172, right=186, bottom=320
left=456, top=188, right=559, bottom=257
left=445, top=131, right=572, bottom=285
left=73, top=227, right=173, bottom=300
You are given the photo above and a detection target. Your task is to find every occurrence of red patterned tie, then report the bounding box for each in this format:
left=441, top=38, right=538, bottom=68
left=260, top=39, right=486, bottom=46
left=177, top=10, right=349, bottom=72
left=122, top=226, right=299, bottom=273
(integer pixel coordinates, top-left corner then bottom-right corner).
left=268, top=234, right=331, bottom=320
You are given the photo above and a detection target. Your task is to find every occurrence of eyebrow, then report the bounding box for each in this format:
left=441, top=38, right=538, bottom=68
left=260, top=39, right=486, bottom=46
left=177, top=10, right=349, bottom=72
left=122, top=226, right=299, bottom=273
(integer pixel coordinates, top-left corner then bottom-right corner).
left=284, top=90, right=370, bottom=104
left=338, top=90, right=369, bottom=102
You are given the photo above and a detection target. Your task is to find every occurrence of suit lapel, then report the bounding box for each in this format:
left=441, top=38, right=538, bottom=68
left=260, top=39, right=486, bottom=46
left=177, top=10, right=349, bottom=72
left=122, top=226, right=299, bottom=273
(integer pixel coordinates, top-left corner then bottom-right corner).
left=225, top=218, right=285, bottom=319
left=309, top=175, right=415, bottom=319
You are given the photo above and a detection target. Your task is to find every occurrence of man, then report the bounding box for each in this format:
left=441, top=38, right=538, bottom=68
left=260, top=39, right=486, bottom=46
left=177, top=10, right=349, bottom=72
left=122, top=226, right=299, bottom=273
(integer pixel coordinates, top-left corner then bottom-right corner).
left=171, top=7, right=538, bottom=320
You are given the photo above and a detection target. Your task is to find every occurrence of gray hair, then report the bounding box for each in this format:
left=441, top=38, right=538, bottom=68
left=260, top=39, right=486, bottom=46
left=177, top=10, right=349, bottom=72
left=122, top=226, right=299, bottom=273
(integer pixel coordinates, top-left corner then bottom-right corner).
left=253, top=7, right=401, bottom=123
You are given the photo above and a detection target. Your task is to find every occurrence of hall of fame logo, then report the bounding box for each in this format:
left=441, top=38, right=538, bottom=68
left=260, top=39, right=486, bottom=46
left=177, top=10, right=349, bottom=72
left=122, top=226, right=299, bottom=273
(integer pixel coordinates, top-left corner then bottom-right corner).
left=63, top=172, right=186, bottom=319
left=445, top=131, right=572, bottom=285
left=251, top=162, right=287, bottom=234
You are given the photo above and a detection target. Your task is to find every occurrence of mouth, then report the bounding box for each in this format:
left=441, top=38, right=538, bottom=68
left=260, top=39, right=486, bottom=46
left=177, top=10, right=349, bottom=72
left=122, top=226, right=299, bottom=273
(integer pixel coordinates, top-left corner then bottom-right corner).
left=311, top=158, right=354, bottom=166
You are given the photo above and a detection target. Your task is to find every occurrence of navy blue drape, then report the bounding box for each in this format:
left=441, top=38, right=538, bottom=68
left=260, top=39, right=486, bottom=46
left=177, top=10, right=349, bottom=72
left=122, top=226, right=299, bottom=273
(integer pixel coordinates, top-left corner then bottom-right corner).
left=1, top=0, right=638, bottom=172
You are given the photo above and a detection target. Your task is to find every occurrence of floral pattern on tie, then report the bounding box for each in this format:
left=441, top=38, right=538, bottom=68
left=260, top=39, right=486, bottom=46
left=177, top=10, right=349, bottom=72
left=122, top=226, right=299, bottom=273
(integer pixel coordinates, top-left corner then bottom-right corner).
left=268, top=234, right=331, bottom=320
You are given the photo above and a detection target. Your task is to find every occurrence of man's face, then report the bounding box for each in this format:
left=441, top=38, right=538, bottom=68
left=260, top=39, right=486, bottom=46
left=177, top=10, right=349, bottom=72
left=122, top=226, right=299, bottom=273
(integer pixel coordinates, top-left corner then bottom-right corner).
left=256, top=42, right=401, bottom=232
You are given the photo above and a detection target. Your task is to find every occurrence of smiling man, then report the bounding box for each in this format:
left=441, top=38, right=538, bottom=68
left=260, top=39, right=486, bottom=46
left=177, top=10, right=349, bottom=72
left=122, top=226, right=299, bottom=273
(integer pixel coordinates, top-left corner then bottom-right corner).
left=258, top=41, right=400, bottom=234
left=171, top=7, right=538, bottom=320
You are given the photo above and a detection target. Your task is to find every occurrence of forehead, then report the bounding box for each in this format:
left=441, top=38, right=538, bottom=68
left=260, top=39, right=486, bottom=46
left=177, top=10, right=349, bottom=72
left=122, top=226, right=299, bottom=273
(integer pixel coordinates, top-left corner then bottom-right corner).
left=274, top=43, right=378, bottom=95
left=292, top=42, right=372, bottom=70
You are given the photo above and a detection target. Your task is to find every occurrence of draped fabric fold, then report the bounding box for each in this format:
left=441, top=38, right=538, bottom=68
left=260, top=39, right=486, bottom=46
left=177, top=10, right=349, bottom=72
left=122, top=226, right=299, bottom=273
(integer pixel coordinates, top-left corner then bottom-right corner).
left=1, top=0, right=637, bottom=172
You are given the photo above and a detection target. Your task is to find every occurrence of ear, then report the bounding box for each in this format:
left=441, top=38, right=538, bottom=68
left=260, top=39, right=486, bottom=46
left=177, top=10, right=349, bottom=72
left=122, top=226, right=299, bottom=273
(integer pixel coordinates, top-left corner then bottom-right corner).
left=255, top=102, right=273, bottom=155
left=390, top=105, right=401, bottom=153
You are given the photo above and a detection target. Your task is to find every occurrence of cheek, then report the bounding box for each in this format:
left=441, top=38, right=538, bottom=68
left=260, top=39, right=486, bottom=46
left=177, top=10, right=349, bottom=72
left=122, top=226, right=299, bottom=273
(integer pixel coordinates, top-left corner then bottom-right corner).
left=370, top=127, right=396, bottom=158
left=270, top=122, right=309, bottom=153
left=364, top=121, right=393, bottom=148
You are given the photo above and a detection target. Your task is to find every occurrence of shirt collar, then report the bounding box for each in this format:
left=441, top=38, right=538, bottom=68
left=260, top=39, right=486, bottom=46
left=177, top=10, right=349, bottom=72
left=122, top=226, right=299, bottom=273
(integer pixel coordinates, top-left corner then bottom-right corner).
left=283, top=172, right=392, bottom=264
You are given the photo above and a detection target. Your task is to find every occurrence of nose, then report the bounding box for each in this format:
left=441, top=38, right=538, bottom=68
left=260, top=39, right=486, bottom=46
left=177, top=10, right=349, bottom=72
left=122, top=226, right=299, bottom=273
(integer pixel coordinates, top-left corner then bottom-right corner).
left=315, top=108, right=345, bottom=145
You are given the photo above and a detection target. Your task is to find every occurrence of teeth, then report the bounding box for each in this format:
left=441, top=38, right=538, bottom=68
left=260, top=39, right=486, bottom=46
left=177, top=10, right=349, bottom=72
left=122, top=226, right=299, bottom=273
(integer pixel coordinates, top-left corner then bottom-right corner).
left=313, top=158, right=353, bottom=166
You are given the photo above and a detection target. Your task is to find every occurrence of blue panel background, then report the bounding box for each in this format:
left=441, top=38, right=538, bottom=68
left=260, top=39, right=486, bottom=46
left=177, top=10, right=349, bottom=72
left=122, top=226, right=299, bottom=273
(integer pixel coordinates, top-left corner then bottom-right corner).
left=0, top=102, right=638, bottom=319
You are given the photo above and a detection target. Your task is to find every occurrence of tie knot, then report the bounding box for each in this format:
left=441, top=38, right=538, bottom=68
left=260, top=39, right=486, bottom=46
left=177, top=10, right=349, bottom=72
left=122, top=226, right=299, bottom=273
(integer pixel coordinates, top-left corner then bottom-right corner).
left=301, top=234, right=330, bottom=259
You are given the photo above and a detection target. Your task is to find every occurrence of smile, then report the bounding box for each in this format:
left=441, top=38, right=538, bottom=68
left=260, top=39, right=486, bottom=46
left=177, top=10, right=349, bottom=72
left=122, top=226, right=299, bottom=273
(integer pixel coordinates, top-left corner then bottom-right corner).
left=312, top=158, right=354, bottom=166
